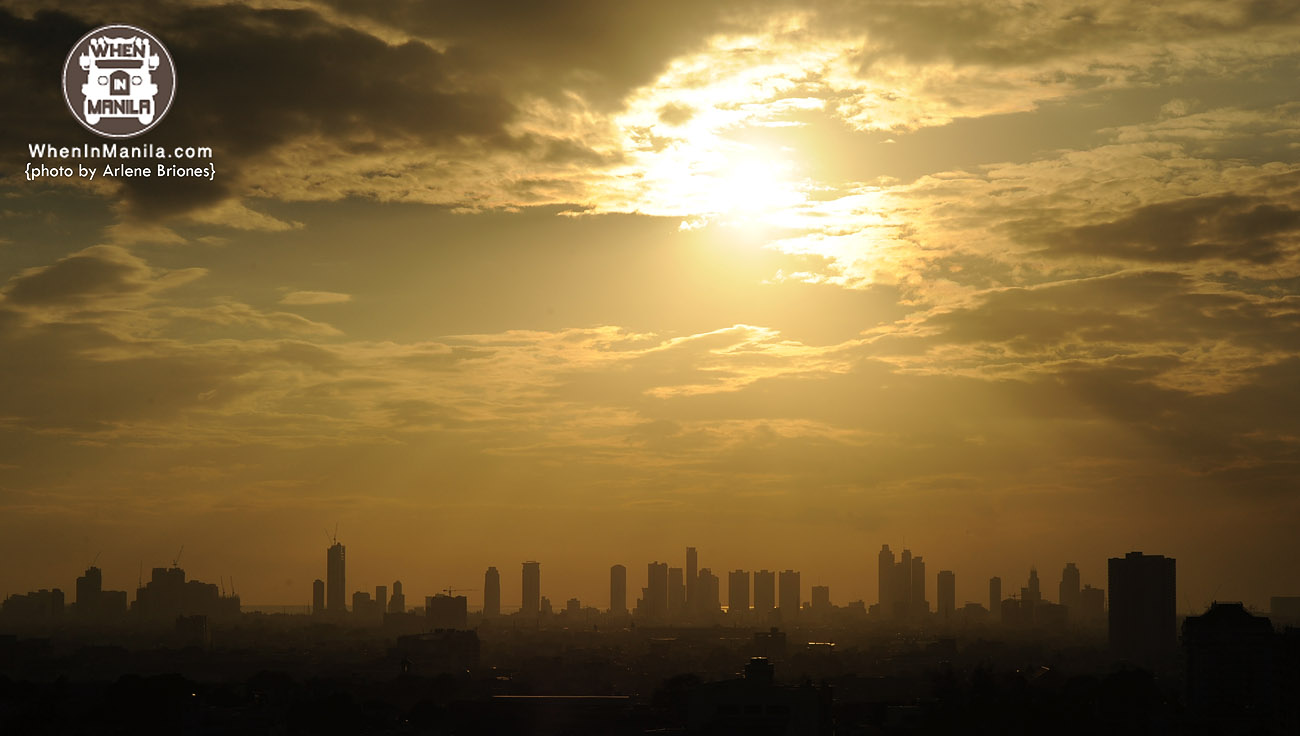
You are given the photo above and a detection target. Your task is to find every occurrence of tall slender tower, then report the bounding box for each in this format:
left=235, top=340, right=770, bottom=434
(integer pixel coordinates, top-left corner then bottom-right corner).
left=728, top=570, right=750, bottom=617
left=685, top=547, right=698, bottom=611
left=778, top=570, right=801, bottom=620
left=645, top=561, right=669, bottom=619
left=877, top=545, right=895, bottom=616
left=484, top=566, right=501, bottom=618
left=610, top=564, right=627, bottom=615
left=326, top=541, right=346, bottom=613
left=937, top=570, right=955, bottom=621
left=1059, top=562, right=1081, bottom=612
left=754, top=569, right=776, bottom=615
left=521, top=561, right=540, bottom=616
left=910, top=556, right=927, bottom=615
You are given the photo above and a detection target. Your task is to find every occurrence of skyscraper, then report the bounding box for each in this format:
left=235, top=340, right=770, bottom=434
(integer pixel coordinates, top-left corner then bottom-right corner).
left=326, top=541, right=346, bottom=613
left=754, top=569, right=776, bottom=615
left=989, top=576, right=1001, bottom=622
left=1109, top=551, right=1176, bottom=664
left=484, top=566, right=501, bottom=618
left=312, top=579, right=325, bottom=614
left=878, top=545, right=895, bottom=615
left=645, top=561, right=668, bottom=619
left=1080, top=583, right=1105, bottom=624
left=668, top=567, right=685, bottom=619
left=610, top=564, right=627, bottom=615
left=389, top=580, right=405, bottom=613
left=937, top=570, right=955, bottom=621
left=910, top=556, right=927, bottom=616
left=375, top=584, right=388, bottom=614
left=728, top=569, right=749, bottom=616
left=521, top=561, right=540, bottom=616
left=697, top=568, right=721, bottom=616
left=811, top=585, right=831, bottom=613
left=686, top=546, right=698, bottom=611
left=1059, top=562, right=1080, bottom=613
left=778, top=569, right=801, bottom=620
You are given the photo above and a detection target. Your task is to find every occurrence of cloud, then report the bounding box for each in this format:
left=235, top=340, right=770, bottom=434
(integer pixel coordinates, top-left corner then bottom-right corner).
left=279, top=290, right=353, bottom=306
left=1, top=245, right=205, bottom=307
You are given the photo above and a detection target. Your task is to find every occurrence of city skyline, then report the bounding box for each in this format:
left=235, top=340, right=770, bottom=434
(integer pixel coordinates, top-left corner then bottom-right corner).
left=2, top=1, right=1299, bottom=627
left=7, top=539, right=1269, bottom=623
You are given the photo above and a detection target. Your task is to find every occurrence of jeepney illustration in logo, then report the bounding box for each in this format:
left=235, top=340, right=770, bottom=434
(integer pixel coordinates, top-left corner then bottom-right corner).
left=62, top=25, right=176, bottom=138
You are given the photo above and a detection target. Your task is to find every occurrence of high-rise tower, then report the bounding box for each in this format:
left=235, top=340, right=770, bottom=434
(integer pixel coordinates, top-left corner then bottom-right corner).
left=484, top=566, right=501, bottom=618
left=521, top=561, right=540, bottom=616
left=1109, top=552, right=1176, bottom=664
left=326, top=541, right=346, bottom=613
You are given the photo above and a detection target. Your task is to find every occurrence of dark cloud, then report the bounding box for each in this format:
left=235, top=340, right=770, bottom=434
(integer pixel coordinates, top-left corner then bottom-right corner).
left=1041, top=195, right=1300, bottom=264
left=0, top=4, right=517, bottom=218
left=1, top=244, right=199, bottom=305
left=843, top=0, right=1300, bottom=71
left=317, top=0, right=760, bottom=108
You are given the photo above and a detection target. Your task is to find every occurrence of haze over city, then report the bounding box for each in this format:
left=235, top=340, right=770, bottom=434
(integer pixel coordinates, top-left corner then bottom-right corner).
left=2, top=0, right=1299, bottom=616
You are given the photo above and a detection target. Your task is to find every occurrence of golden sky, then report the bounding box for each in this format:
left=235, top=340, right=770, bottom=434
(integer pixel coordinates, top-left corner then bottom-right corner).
left=2, top=0, right=1298, bottom=612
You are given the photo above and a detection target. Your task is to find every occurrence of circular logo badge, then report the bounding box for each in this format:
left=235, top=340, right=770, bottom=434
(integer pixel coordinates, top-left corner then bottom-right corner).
left=62, top=25, right=177, bottom=139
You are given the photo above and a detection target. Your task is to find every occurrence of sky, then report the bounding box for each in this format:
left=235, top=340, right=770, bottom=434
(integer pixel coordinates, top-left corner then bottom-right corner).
left=1, top=0, right=1298, bottom=614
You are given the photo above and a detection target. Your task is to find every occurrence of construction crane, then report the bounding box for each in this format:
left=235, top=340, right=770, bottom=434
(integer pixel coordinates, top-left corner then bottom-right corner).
left=442, top=587, right=478, bottom=597
left=172, top=545, right=184, bottom=569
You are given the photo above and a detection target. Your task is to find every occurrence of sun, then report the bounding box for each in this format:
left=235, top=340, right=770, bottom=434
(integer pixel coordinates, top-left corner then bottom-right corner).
left=709, top=150, right=804, bottom=223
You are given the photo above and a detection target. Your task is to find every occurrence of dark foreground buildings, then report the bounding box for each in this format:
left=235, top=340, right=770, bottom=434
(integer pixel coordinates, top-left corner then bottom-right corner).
left=1109, top=551, right=1176, bottom=666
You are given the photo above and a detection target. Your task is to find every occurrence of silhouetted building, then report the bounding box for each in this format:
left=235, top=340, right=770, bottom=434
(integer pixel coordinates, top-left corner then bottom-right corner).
left=697, top=568, right=721, bottom=618
left=937, top=570, right=955, bottom=622
left=1183, top=602, right=1278, bottom=734
left=1060, top=562, right=1081, bottom=613
left=426, top=594, right=468, bottom=629
left=778, top=570, right=800, bottom=622
left=73, top=566, right=126, bottom=623
left=609, top=564, right=626, bottom=615
left=880, top=547, right=928, bottom=619
left=352, top=591, right=382, bottom=623
left=133, top=567, right=239, bottom=623
left=668, top=567, right=685, bottom=619
left=326, top=541, right=346, bottom=614
left=686, top=546, right=698, bottom=612
left=484, top=567, right=500, bottom=618
left=909, top=555, right=927, bottom=617
left=642, top=561, right=668, bottom=620
left=1080, top=583, right=1105, bottom=624
left=312, top=579, right=325, bottom=614
left=810, top=585, right=831, bottom=619
left=989, top=576, right=1002, bottom=622
left=878, top=545, right=896, bottom=617
left=1109, top=551, right=1176, bottom=665
left=754, top=570, right=776, bottom=617
left=728, top=569, right=750, bottom=617
left=389, top=580, right=405, bottom=613
left=521, top=561, right=540, bottom=616
left=1, top=588, right=64, bottom=624
left=376, top=584, right=388, bottom=614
